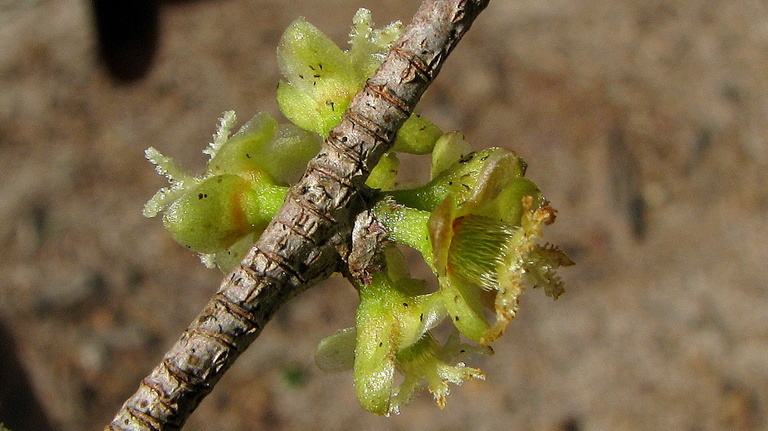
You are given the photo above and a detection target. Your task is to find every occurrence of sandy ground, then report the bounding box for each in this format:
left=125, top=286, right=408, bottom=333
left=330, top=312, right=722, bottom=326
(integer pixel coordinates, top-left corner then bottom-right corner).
left=1, top=0, right=767, bottom=430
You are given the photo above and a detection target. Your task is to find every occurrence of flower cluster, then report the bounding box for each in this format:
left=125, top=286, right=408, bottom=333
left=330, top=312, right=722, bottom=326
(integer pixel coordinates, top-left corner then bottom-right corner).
left=318, top=142, right=572, bottom=414
left=145, top=10, right=572, bottom=416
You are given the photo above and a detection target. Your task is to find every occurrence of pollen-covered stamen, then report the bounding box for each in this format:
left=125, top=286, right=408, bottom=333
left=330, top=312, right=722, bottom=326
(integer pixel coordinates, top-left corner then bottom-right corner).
left=522, top=243, right=573, bottom=299
left=446, top=214, right=518, bottom=291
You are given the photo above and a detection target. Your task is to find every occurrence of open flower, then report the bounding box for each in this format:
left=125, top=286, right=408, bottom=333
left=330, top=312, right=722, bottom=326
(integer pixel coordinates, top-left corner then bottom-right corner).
left=427, top=148, right=573, bottom=344
left=355, top=142, right=571, bottom=415
left=377, top=143, right=572, bottom=344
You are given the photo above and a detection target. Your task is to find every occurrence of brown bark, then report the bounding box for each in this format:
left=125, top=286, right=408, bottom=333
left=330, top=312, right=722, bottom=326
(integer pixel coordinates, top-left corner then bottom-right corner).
left=106, top=0, right=490, bottom=429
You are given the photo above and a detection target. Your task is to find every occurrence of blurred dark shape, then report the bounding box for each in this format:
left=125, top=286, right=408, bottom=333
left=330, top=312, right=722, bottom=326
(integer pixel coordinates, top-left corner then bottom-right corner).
left=608, top=126, right=647, bottom=241
left=92, top=0, right=160, bottom=83
left=628, top=194, right=647, bottom=239
left=0, top=321, right=55, bottom=431
left=559, top=415, right=582, bottom=431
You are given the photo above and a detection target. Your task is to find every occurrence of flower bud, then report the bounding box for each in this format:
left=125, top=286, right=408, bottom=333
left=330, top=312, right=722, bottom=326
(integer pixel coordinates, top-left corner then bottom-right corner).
left=276, top=17, right=357, bottom=136
left=208, top=112, right=322, bottom=185
left=162, top=174, right=254, bottom=253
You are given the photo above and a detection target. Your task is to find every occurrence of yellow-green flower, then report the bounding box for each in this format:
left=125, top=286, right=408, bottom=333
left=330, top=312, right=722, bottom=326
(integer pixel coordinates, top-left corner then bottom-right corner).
left=375, top=143, right=571, bottom=344
left=427, top=148, right=572, bottom=344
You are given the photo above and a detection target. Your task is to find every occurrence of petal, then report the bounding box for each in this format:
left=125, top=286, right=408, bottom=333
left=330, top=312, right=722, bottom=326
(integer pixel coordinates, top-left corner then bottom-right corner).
left=439, top=275, right=490, bottom=343
left=430, top=132, right=472, bottom=179
left=277, top=18, right=353, bottom=93
left=276, top=79, right=352, bottom=136
left=427, top=196, right=457, bottom=276
left=207, top=112, right=278, bottom=178
left=392, top=147, right=501, bottom=211
left=316, top=327, right=357, bottom=373
left=459, top=147, right=529, bottom=219
left=348, top=8, right=402, bottom=80
left=260, top=123, right=322, bottom=185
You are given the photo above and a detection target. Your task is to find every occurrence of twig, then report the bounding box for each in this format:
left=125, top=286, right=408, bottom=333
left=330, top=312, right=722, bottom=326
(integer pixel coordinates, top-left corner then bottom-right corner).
left=106, top=0, right=490, bottom=429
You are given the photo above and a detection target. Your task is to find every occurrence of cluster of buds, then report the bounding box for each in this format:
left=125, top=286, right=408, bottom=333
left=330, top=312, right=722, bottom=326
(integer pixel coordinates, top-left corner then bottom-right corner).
left=145, top=9, right=572, bottom=416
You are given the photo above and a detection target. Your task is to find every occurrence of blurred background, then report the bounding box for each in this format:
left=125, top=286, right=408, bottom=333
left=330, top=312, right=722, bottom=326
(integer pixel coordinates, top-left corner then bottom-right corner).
left=1, top=0, right=767, bottom=429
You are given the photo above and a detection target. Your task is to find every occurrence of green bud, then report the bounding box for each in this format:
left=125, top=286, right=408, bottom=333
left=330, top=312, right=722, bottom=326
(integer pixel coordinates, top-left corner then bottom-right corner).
left=162, top=174, right=288, bottom=254
left=145, top=111, right=308, bottom=270
left=162, top=175, right=254, bottom=253
left=207, top=112, right=279, bottom=178
left=391, top=113, right=443, bottom=155
left=276, top=17, right=359, bottom=136
left=208, top=112, right=322, bottom=185
left=276, top=9, right=439, bottom=149
left=366, top=151, right=399, bottom=190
